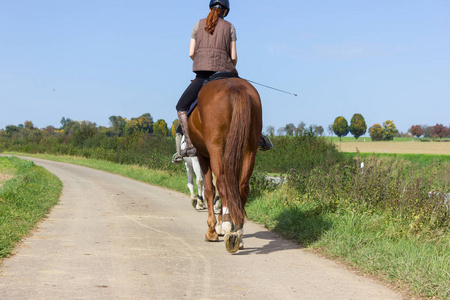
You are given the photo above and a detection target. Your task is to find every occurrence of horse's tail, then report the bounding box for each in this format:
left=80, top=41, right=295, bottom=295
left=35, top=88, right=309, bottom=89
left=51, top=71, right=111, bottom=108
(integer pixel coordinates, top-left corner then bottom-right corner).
left=223, top=84, right=252, bottom=225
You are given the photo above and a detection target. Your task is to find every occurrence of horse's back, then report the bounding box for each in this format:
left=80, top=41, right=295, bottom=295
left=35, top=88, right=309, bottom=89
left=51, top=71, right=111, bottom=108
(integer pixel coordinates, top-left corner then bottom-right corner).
left=198, top=78, right=261, bottom=111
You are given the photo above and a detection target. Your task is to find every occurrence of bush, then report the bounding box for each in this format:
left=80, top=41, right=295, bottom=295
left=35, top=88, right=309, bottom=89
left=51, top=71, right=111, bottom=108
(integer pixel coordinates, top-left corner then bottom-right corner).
left=369, top=123, right=383, bottom=141
left=286, top=154, right=450, bottom=232
left=254, top=130, right=350, bottom=174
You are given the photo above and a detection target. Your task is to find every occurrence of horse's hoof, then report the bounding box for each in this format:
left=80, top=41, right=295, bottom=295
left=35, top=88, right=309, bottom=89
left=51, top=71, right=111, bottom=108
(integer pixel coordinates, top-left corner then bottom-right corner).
left=196, top=201, right=207, bottom=210
left=224, top=233, right=241, bottom=254
left=205, top=233, right=219, bottom=242
left=191, top=199, right=197, bottom=209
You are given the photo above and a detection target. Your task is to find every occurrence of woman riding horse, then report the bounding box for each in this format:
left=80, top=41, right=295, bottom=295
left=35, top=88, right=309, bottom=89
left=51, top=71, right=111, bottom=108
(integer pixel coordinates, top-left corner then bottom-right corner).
left=173, top=0, right=271, bottom=163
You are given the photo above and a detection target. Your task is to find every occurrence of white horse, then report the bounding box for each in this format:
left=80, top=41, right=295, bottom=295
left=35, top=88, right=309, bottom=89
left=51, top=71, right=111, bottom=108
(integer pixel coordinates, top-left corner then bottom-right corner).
left=181, top=136, right=222, bottom=213
left=181, top=136, right=207, bottom=210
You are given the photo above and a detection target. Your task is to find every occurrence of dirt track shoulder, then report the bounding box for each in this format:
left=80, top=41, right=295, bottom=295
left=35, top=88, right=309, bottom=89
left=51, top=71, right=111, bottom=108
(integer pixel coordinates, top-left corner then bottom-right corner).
left=335, top=141, right=450, bottom=155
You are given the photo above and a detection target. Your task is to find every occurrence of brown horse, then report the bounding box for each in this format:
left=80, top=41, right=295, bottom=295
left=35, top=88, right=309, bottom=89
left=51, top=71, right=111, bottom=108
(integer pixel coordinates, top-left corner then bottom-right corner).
left=188, top=77, right=262, bottom=253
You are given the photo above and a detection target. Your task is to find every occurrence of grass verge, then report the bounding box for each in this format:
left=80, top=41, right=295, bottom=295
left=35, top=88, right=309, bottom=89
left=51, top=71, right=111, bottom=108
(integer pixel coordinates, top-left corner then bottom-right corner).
left=0, top=156, right=62, bottom=258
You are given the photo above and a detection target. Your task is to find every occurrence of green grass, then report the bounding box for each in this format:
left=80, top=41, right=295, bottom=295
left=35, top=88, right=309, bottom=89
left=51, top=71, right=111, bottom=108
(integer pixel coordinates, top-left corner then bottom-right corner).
left=316, top=212, right=450, bottom=298
left=0, top=156, right=62, bottom=258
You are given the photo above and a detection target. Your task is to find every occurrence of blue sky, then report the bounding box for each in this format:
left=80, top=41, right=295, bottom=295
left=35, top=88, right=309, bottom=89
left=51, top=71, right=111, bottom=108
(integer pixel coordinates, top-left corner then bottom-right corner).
left=1, top=0, right=449, bottom=134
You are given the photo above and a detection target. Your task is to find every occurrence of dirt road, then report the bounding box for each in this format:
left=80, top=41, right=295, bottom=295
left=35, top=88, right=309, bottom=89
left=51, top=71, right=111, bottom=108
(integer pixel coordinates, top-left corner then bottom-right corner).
left=335, top=140, right=450, bottom=155
left=0, top=158, right=402, bottom=299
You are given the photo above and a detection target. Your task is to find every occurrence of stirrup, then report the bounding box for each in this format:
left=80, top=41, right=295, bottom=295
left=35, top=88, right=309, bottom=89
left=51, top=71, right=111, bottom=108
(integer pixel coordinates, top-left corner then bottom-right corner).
left=171, top=153, right=183, bottom=164
left=259, top=135, right=273, bottom=151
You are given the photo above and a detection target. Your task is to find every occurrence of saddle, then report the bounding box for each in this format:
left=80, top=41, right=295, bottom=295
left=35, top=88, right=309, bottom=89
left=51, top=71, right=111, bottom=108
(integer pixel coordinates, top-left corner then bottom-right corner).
left=187, top=72, right=238, bottom=117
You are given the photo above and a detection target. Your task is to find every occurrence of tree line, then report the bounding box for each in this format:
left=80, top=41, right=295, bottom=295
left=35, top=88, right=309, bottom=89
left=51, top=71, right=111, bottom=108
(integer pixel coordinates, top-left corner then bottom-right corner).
left=271, top=113, right=450, bottom=141
left=2, top=112, right=448, bottom=144
left=1, top=114, right=176, bottom=139
left=0, top=114, right=182, bottom=170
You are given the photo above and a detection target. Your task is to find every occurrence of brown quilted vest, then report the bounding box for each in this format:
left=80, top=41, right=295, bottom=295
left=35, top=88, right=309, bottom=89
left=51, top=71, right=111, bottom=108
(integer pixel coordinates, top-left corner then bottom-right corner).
left=193, top=18, right=238, bottom=75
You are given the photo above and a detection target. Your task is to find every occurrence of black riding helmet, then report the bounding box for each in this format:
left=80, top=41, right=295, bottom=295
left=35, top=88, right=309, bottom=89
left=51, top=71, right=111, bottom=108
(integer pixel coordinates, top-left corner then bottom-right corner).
left=209, top=0, right=230, bottom=17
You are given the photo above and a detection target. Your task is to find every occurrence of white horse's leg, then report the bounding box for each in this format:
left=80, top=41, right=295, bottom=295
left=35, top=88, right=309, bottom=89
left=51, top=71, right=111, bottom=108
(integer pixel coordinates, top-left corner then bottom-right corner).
left=184, top=158, right=197, bottom=209
left=213, top=195, right=221, bottom=215
left=192, top=157, right=207, bottom=210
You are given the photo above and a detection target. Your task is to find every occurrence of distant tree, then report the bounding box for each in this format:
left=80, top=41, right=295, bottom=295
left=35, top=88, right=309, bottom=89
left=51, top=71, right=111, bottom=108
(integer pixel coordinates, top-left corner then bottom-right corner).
left=396, top=131, right=409, bottom=138
left=45, top=125, right=56, bottom=132
left=312, top=125, right=324, bottom=136
left=349, top=113, right=367, bottom=141
left=109, top=115, right=127, bottom=136
left=327, top=124, right=334, bottom=136
left=124, top=119, right=139, bottom=135
left=409, top=125, right=424, bottom=139
left=24, top=120, right=35, bottom=130
left=369, top=123, right=383, bottom=141
left=171, top=119, right=181, bottom=137
left=266, top=125, right=275, bottom=137
left=382, top=120, right=398, bottom=141
left=5, top=125, right=19, bottom=137
left=135, top=113, right=153, bottom=134
left=72, top=121, right=97, bottom=146
left=153, top=119, right=169, bottom=137
left=432, top=124, right=448, bottom=139
left=60, top=117, right=77, bottom=133
left=332, top=116, right=349, bottom=141
left=295, top=122, right=306, bottom=136
left=423, top=125, right=434, bottom=138
left=123, top=113, right=154, bottom=135
left=277, top=127, right=285, bottom=136
left=285, top=123, right=295, bottom=136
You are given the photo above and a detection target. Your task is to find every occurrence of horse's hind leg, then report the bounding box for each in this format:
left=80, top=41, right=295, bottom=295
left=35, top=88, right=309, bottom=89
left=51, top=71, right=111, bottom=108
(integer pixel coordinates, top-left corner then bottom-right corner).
left=197, top=154, right=219, bottom=242
left=225, top=151, right=256, bottom=252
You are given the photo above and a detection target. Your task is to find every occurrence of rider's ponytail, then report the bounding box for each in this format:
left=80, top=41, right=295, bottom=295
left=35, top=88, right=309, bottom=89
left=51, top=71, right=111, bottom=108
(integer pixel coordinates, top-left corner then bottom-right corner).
left=205, top=7, right=226, bottom=35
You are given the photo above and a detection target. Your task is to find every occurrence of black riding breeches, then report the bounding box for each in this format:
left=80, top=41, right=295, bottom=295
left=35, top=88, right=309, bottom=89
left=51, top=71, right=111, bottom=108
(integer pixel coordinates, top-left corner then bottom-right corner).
left=176, top=71, right=215, bottom=112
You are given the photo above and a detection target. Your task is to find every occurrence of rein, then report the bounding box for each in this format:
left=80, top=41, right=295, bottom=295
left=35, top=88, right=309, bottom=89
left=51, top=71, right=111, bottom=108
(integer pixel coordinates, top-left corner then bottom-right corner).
left=241, top=78, right=298, bottom=97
